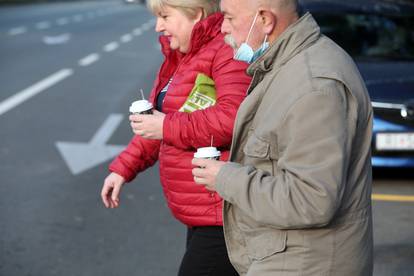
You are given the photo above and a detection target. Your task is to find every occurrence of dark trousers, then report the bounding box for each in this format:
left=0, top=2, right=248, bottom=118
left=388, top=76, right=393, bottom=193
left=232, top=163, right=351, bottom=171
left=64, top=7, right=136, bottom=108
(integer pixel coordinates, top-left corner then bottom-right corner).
left=177, top=226, right=239, bottom=276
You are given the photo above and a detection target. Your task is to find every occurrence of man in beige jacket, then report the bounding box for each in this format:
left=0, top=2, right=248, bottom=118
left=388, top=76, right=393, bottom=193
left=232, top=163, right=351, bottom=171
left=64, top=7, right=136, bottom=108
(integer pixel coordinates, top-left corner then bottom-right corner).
left=192, top=0, right=374, bottom=275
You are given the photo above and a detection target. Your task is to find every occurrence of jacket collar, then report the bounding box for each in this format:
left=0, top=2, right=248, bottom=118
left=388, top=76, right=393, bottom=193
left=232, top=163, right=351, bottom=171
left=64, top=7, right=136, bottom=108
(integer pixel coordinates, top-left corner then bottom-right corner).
left=159, top=12, right=223, bottom=57
left=247, top=13, right=320, bottom=76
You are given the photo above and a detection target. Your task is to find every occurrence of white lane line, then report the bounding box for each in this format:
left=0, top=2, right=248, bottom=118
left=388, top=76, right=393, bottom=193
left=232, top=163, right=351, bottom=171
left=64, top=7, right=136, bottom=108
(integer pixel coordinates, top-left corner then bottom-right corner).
left=43, top=33, right=71, bottom=45
left=36, top=21, right=51, bottom=30
left=78, top=53, right=100, bottom=67
left=70, top=19, right=155, bottom=69
left=120, top=34, right=133, bottom=43
left=56, top=17, right=69, bottom=25
left=0, top=69, right=73, bottom=116
left=87, top=12, right=95, bottom=19
left=141, top=23, right=150, bottom=31
left=133, top=28, right=142, bottom=36
left=96, top=10, right=106, bottom=16
left=141, top=21, right=155, bottom=31
left=73, top=14, right=84, bottom=22
left=8, top=27, right=27, bottom=36
left=103, top=42, right=119, bottom=52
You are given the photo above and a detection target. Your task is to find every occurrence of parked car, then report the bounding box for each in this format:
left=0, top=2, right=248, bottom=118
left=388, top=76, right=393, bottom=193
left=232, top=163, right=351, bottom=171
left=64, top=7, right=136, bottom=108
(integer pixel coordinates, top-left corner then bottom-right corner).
left=299, top=0, right=414, bottom=167
left=123, top=0, right=145, bottom=4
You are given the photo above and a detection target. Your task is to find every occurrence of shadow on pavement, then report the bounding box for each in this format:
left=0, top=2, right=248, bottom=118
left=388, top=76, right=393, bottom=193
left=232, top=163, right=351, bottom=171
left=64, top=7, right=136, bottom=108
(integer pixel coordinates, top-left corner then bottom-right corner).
left=374, top=243, right=414, bottom=276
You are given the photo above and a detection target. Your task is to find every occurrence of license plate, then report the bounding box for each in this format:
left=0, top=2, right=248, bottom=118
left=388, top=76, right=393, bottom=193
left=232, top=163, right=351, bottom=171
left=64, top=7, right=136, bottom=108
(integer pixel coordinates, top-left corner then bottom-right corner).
left=376, top=133, right=414, bottom=151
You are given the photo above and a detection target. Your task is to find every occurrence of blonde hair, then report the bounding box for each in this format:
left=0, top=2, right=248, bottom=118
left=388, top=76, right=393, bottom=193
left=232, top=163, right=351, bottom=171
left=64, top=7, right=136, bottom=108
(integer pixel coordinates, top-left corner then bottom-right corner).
left=147, top=0, right=219, bottom=19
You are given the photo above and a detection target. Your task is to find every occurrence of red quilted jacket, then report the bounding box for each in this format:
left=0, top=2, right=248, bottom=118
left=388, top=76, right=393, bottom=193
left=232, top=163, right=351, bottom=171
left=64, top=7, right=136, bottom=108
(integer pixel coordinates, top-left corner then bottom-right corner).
left=109, top=13, right=251, bottom=226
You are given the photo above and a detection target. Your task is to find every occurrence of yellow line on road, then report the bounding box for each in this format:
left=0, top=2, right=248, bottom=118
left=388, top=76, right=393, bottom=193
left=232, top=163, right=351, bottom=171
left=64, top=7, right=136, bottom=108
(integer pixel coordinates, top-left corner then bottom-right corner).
left=372, top=194, right=414, bottom=202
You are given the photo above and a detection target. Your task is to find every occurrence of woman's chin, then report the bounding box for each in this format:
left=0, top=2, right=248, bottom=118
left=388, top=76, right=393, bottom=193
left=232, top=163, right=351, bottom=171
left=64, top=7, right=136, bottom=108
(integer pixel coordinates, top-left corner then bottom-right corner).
left=170, top=44, right=187, bottom=53
left=169, top=42, right=178, bottom=50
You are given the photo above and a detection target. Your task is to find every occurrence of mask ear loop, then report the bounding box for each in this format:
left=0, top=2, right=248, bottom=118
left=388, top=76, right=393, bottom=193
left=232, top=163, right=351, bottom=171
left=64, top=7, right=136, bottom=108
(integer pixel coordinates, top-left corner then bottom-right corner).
left=261, top=35, right=268, bottom=50
left=245, top=12, right=259, bottom=45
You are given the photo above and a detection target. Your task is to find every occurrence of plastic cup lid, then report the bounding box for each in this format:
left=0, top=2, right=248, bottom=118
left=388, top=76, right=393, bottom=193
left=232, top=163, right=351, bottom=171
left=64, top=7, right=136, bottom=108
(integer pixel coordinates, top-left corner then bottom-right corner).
left=129, top=100, right=153, bottom=113
left=194, top=147, right=221, bottom=158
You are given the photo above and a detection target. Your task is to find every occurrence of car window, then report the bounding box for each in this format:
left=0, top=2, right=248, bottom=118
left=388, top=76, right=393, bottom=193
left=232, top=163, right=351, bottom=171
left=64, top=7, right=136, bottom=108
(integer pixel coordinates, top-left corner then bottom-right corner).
left=313, top=13, right=414, bottom=61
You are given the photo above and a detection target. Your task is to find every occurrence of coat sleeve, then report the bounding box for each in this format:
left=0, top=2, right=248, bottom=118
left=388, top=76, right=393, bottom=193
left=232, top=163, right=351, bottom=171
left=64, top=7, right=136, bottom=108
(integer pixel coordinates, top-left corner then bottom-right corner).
left=109, top=135, right=161, bottom=182
left=216, top=83, right=356, bottom=229
left=162, top=45, right=251, bottom=150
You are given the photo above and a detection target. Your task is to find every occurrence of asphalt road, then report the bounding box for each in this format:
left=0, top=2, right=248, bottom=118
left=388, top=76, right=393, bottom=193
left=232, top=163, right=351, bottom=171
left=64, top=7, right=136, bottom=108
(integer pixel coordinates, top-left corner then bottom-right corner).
left=372, top=169, right=414, bottom=276
left=1, top=1, right=184, bottom=275
left=0, top=1, right=413, bottom=276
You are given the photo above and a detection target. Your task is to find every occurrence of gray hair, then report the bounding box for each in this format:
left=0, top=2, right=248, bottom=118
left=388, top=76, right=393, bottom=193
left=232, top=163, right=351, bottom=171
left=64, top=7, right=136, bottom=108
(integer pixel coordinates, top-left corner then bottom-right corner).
left=279, top=0, right=298, bottom=12
left=252, top=0, right=298, bottom=13
left=147, top=0, right=219, bottom=19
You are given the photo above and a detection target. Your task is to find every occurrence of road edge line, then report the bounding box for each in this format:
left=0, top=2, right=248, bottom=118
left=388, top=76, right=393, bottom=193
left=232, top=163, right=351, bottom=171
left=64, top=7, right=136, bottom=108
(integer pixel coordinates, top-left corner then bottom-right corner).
left=372, top=193, right=414, bottom=202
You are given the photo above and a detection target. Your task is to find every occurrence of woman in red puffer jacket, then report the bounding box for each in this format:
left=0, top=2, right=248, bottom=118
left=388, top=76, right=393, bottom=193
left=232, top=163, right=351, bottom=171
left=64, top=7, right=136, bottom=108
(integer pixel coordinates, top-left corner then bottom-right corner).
left=100, top=0, right=251, bottom=275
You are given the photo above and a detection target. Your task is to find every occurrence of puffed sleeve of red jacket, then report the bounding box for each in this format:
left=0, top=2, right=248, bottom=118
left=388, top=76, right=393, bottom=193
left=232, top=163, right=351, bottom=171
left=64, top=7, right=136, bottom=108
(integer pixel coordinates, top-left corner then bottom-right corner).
left=162, top=43, right=251, bottom=150
left=109, top=136, right=161, bottom=182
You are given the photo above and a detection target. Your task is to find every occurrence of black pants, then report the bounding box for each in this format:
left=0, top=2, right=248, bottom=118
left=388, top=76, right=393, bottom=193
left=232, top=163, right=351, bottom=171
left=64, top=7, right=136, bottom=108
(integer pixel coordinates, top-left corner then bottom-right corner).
left=177, top=226, right=239, bottom=276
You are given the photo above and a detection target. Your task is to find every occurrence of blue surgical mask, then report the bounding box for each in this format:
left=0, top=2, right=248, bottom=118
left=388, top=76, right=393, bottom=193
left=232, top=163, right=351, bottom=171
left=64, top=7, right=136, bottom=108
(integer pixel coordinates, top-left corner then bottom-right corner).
left=234, top=12, right=269, bottom=64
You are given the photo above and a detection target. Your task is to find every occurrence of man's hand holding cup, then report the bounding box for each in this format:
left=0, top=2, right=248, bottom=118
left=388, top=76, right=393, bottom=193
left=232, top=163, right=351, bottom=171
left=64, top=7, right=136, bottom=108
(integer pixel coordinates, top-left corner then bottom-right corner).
left=192, top=146, right=226, bottom=192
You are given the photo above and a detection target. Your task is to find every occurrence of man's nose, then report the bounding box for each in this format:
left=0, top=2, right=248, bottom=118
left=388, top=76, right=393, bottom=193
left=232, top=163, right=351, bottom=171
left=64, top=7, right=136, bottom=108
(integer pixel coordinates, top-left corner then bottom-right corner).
left=221, top=20, right=230, bottom=34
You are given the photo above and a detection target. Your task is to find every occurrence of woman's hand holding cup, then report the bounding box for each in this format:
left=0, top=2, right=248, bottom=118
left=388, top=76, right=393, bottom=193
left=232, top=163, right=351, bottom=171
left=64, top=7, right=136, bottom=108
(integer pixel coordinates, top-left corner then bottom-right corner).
left=130, top=110, right=165, bottom=140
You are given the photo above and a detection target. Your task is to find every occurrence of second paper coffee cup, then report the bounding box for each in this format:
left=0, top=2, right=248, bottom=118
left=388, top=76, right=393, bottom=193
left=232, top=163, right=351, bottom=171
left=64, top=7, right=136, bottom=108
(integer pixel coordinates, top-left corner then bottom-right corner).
left=194, top=147, right=221, bottom=160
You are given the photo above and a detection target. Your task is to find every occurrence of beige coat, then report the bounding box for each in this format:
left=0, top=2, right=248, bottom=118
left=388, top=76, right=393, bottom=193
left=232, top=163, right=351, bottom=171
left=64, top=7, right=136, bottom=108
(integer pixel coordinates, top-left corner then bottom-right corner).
left=216, top=13, right=373, bottom=276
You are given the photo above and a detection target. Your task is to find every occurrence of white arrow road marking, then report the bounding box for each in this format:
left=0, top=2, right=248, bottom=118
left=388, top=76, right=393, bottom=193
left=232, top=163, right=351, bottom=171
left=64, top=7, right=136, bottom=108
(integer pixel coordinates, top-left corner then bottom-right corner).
left=56, top=114, right=126, bottom=175
left=0, top=69, right=73, bottom=116
left=78, top=53, right=100, bottom=67
left=8, top=26, right=27, bottom=36
left=43, top=33, right=71, bottom=45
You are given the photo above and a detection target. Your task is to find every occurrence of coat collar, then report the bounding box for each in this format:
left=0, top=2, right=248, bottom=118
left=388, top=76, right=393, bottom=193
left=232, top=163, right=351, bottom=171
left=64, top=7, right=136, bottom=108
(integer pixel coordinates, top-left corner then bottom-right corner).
left=247, top=13, right=321, bottom=76
left=159, top=12, right=223, bottom=57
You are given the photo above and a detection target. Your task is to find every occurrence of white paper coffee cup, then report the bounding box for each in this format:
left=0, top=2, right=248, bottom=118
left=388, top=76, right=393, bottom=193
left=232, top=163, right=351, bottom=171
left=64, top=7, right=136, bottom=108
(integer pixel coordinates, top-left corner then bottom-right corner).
left=194, top=147, right=221, bottom=160
left=129, top=100, right=153, bottom=114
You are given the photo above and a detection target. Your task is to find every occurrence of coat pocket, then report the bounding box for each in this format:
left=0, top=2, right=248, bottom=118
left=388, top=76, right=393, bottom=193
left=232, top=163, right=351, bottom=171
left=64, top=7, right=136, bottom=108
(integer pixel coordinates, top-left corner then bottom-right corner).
left=243, top=133, right=270, bottom=159
left=243, top=133, right=273, bottom=174
left=244, top=229, right=287, bottom=261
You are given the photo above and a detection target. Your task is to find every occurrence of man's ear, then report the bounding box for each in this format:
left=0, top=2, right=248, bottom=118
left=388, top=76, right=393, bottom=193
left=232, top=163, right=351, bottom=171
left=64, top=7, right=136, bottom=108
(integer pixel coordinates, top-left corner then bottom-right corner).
left=259, top=10, right=276, bottom=35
